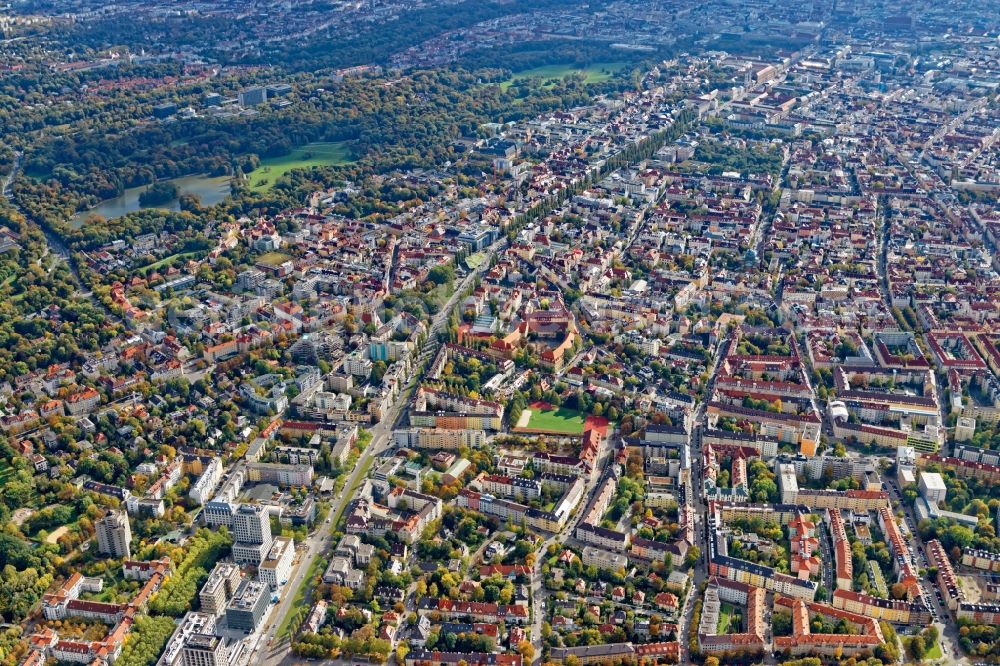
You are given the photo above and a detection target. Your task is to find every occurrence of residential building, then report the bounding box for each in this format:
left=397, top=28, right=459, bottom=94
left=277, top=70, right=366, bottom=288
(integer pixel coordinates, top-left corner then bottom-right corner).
left=96, top=510, right=132, bottom=559
left=581, top=546, right=629, bottom=572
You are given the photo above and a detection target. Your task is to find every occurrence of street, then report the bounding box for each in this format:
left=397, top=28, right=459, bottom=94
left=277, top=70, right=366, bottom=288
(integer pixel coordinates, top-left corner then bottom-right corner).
left=258, top=241, right=504, bottom=666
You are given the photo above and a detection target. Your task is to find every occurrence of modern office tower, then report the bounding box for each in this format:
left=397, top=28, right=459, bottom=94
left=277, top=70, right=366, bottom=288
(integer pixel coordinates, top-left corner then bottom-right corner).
left=198, top=562, right=243, bottom=616
left=231, top=503, right=273, bottom=565
left=225, top=580, right=270, bottom=632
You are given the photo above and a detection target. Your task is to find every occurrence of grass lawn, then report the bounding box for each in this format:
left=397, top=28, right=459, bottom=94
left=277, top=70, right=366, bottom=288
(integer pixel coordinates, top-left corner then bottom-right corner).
left=256, top=251, right=293, bottom=267
left=465, top=252, right=487, bottom=269
left=331, top=455, right=375, bottom=529
left=0, top=460, right=14, bottom=487
left=139, top=251, right=202, bottom=274
left=717, top=602, right=734, bottom=634
left=924, top=640, right=943, bottom=660
left=428, top=283, right=453, bottom=310
left=500, top=62, right=626, bottom=91
left=247, top=141, right=353, bottom=191
left=276, top=544, right=328, bottom=640
left=525, top=406, right=585, bottom=434
left=867, top=559, right=888, bottom=597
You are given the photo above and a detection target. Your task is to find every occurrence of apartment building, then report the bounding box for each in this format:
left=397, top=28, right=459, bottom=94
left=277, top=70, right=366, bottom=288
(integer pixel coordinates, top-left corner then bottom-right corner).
left=581, top=546, right=629, bottom=572
left=831, top=589, right=931, bottom=625
left=393, top=427, right=487, bottom=450
left=773, top=597, right=884, bottom=658
left=962, top=549, right=1000, bottom=572
left=828, top=509, right=853, bottom=591
left=96, top=510, right=132, bottom=559
left=246, top=462, right=314, bottom=486
left=575, top=522, right=631, bottom=552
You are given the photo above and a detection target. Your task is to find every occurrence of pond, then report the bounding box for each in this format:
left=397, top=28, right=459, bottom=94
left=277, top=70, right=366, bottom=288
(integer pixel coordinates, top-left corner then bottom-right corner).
left=71, top=174, right=232, bottom=228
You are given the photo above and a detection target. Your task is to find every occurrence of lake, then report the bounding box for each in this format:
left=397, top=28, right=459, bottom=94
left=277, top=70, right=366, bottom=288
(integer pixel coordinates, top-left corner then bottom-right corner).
left=71, top=174, right=232, bottom=228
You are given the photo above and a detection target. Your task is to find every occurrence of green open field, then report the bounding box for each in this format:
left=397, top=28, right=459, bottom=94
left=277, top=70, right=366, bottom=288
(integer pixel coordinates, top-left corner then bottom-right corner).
left=256, top=251, right=293, bottom=267
left=500, top=62, right=627, bottom=91
left=139, top=251, right=202, bottom=274
left=523, top=405, right=585, bottom=434
left=924, top=640, right=943, bottom=660
left=247, top=141, right=353, bottom=191
left=465, top=252, right=487, bottom=269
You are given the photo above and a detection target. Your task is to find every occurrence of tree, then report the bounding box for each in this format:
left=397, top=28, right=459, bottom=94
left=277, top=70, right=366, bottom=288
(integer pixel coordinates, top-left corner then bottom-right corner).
left=178, top=192, right=202, bottom=212
left=751, top=477, right=777, bottom=503
left=138, top=181, right=179, bottom=206
left=0, top=564, right=53, bottom=623
left=771, top=611, right=793, bottom=637
left=943, top=524, right=974, bottom=551
left=876, top=621, right=900, bottom=663
left=684, top=546, right=700, bottom=569
left=116, top=615, right=178, bottom=666
left=428, top=264, right=455, bottom=285
left=908, top=634, right=926, bottom=661
left=517, top=641, right=535, bottom=661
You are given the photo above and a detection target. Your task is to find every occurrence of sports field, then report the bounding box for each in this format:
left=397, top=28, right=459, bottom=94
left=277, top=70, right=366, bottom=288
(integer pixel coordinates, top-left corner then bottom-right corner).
left=516, top=402, right=585, bottom=434
left=247, top=141, right=353, bottom=191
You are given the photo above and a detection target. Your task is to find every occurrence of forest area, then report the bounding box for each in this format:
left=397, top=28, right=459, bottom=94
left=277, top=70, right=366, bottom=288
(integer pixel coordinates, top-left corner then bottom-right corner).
left=12, top=65, right=631, bottom=238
